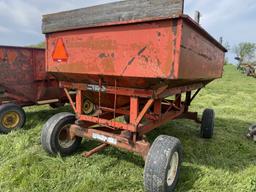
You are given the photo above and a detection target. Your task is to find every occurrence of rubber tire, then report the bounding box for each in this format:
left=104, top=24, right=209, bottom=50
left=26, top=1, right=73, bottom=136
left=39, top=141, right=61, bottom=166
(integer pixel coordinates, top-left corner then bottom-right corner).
left=200, top=109, right=215, bottom=138
left=49, top=102, right=65, bottom=109
left=144, top=135, right=182, bottom=192
left=249, top=124, right=256, bottom=137
left=0, top=103, right=26, bottom=134
left=41, top=112, right=82, bottom=156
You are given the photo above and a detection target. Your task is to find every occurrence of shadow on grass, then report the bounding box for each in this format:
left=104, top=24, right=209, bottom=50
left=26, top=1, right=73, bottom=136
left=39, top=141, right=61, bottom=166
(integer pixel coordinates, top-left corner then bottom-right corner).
left=146, top=117, right=255, bottom=172
left=24, top=107, right=255, bottom=172
left=75, top=116, right=255, bottom=173
left=76, top=116, right=255, bottom=191
left=77, top=139, right=145, bottom=167
left=23, top=107, right=256, bottom=191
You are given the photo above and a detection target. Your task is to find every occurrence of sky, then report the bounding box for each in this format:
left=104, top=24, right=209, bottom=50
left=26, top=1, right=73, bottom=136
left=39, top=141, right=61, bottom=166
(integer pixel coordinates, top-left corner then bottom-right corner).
left=0, top=0, right=255, bottom=62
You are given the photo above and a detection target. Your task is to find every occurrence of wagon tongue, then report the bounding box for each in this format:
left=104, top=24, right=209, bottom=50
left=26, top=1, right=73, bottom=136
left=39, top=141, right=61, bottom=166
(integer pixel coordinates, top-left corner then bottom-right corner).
left=52, top=38, right=68, bottom=62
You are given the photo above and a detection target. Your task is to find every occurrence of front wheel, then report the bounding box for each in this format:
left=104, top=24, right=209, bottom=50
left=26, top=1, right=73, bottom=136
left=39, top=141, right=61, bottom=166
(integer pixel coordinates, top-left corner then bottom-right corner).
left=0, top=103, right=26, bottom=134
left=144, top=135, right=182, bottom=192
left=41, top=112, right=82, bottom=156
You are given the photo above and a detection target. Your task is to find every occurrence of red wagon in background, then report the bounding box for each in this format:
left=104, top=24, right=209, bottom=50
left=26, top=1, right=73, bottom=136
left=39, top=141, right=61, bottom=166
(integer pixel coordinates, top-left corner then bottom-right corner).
left=0, top=46, right=67, bottom=133
left=41, top=0, right=227, bottom=191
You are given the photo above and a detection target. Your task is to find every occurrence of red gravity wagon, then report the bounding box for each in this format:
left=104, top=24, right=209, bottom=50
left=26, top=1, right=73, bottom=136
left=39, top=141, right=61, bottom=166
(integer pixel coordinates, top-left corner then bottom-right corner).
left=41, top=0, right=227, bottom=191
left=0, top=46, right=66, bottom=133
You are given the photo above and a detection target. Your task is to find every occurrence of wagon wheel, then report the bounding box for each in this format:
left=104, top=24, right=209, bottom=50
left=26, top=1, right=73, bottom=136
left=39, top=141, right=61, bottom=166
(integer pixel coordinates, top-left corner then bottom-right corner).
left=200, top=109, right=215, bottom=138
left=41, top=112, right=82, bottom=155
left=144, top=135, right=182, bottom=192
left=0, top=103, right=26, bottom=134
left=82, top=99, right=96, bottom=115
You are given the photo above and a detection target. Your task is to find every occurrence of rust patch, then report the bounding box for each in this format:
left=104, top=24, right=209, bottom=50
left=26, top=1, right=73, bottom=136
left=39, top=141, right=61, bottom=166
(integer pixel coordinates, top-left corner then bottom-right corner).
left=141, top=55, right=149, bottom=63
left=7, top=50, right=18, bottom=64
left=121, top=46, right=147, bottom=75
left=99, top=53, right=108, bottom=59
left=170, top=62, right=175, bottom=78
left=99, top=53, right=115, bottom=59
left=156, top=59, right=161, bottom=67
left=138, top=46, right=147, bottom=56
left=0, top=49, right=4, bottom=59
left=102, top=58, right=115, bottom=72
left=67, top=41, right=87, bottom=48
left=85, top=37, right=117, bottom=50
left=128, top=57, right=136, bottom=65
left=97, top=53, right=115, bottom=73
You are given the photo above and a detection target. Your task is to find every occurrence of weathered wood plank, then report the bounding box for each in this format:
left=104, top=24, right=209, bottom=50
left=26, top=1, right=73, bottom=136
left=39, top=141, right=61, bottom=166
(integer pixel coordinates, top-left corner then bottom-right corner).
left=42, top=0, right=184, bottom=34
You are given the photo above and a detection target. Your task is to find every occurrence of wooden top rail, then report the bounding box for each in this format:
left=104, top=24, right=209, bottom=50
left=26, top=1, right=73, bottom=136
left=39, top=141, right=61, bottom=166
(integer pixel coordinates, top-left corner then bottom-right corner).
left=42, top=0, right=184, bottom=33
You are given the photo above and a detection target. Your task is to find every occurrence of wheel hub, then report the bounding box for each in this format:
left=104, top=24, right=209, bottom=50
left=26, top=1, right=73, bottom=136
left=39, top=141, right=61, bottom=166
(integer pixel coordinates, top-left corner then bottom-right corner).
left=58, top=125, right=76, bottom=148
left=167, top=151, right=179, bottom=186
left=82, top=100, right=95, bottom=115
left=1, top=111, right=20, bottom=129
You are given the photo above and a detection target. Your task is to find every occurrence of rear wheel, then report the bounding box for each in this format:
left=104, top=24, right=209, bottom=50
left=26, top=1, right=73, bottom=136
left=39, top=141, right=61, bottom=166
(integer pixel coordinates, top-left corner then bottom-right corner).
left=200, top=109, right=215, bottom=138
left=41, top=112, right=82, bottom=155
left=0, top=103, right=26, bottom=134
left=144, top=135, right=182, bottom=192
left=82, top=99, right=95, bottom=115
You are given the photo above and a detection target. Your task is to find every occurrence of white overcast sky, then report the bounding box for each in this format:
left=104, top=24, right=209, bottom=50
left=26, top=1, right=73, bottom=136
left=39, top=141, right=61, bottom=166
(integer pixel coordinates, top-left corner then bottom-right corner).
left=0, top=0, right=255, bottom=62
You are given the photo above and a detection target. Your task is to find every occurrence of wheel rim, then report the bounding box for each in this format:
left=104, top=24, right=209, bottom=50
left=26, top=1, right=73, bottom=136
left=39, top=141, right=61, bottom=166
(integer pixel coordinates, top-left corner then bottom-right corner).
left=1, top=111, right=20, bottom=129
left=167, top=151, right=179, bottom=186
left=57, top=125, right=76, bottom=148
left=82, top=100, right=94, bottom=115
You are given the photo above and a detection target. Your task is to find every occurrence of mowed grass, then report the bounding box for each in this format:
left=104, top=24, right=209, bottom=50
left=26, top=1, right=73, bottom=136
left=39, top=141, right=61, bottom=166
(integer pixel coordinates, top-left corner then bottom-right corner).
left=0, top=65, right=256, bottom=192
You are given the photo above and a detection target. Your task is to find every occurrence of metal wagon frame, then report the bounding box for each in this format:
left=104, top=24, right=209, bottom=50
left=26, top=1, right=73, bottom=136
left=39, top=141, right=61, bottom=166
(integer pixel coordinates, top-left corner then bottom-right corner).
left=61, top=80, right=204, bottom=159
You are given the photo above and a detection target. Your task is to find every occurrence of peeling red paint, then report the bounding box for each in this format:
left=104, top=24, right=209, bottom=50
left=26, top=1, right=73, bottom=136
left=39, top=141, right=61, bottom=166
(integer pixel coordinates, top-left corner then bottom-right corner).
left=0, top=46, right=66, bottom=106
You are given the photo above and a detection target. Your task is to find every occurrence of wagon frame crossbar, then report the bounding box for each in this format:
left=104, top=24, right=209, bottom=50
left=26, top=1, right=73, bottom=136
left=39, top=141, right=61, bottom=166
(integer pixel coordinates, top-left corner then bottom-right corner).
left=63, top=81, right=204, bottom=158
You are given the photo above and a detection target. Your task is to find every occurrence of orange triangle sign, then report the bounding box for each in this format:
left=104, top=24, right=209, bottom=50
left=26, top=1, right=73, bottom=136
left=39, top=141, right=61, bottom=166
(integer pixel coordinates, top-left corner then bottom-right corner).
left=52, top=38, right=68, bottom=62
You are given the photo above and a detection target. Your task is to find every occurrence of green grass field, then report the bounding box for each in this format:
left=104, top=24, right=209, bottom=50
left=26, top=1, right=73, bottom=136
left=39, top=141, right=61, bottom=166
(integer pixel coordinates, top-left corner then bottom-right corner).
left=0, top=65, right=256, bottom=192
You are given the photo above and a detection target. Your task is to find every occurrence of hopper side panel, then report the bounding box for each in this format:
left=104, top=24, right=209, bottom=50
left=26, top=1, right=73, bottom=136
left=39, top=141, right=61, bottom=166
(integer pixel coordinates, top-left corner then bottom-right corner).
left=47, top=20, right=177, bottom=82
left=34, top=49, right=47, bottom=80
left=0, top=47, right=36, bottom=101
left=178, top=20, right=225, bottom=80
left=0, top=46, right=62, bottom=103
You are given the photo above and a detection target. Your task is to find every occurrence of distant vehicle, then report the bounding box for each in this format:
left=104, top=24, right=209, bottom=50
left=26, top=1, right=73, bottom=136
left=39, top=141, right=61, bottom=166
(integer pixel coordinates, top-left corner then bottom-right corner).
left=235, top=56, right=256, bottom=77
left=240, top=64, right=256, bottom=77
left=0, top=46, right=67, bottom=133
